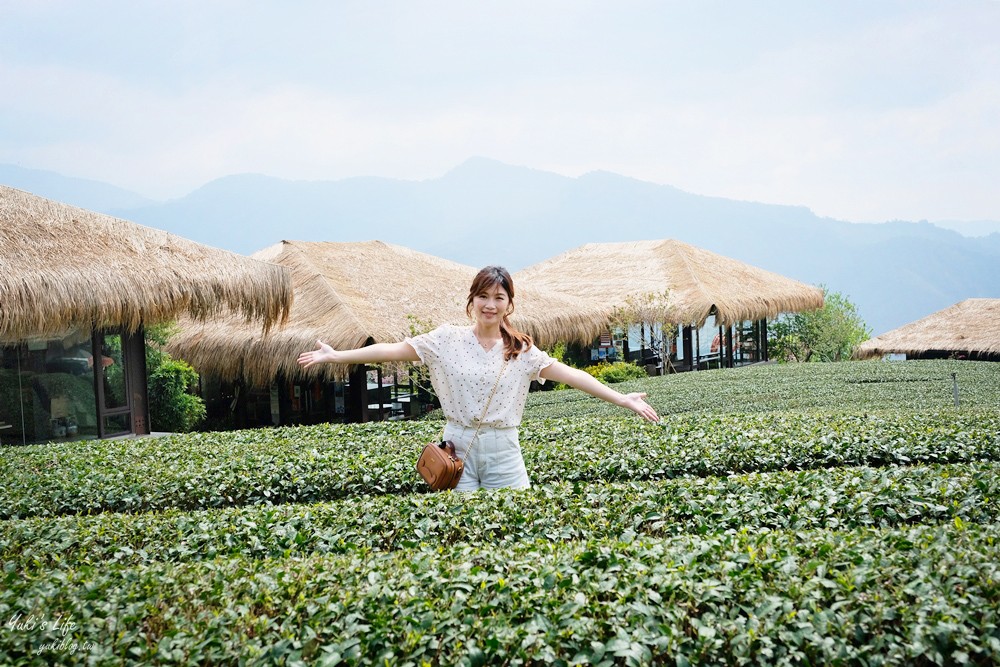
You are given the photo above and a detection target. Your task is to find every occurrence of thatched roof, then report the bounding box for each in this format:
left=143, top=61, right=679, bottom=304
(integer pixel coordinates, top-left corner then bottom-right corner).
left=854, top=298, right=1000, bottom=360
left=167, top=240, right=603, bottom=386
left=0, top=185, right=292, bottom=342
left=515, top=239, right=824, bottom=327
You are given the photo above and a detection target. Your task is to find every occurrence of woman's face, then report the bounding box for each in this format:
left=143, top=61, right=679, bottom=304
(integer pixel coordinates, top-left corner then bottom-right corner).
left=472, top=283, right=511, bottom=327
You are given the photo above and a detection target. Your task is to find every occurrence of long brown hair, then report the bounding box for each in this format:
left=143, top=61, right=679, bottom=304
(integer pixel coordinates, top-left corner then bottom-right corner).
left=466, top=266, right=533, bottom=360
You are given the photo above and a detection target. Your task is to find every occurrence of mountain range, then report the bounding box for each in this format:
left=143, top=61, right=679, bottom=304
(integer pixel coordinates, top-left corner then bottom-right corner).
left=4, top=158, right=999, bottom=336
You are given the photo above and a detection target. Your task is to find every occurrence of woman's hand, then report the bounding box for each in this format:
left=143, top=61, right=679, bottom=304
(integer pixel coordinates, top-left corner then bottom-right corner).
left=620, top=392, right=659, bottom=423
left=297, top=340, right=338, bottom=368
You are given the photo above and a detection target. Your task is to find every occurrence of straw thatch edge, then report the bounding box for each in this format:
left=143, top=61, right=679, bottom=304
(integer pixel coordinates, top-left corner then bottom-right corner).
left=0, top=185, right=293, bottom=341
left=854, top=298, right=1000, bottom=360
left=516, top=239, right=825, bottom=328
left=167, top=240, right=610, bottom=387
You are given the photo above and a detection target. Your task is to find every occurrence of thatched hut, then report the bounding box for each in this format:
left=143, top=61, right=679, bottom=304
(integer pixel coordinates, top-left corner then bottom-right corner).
left=515, top=239, right=824, bottom=371
left=167, top=240, right=599, bottom=425
left=854, top=299, right=1000, bottom=361
left=0, top=185, right=292, bottom=443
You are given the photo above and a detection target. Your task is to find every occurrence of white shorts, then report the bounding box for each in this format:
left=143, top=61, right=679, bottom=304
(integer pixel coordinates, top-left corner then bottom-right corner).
left=443, top=421, right=531, bottom=492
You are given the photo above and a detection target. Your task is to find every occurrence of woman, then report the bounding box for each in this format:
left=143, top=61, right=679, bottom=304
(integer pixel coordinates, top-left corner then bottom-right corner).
left=297, top=266, right=659, bottom=491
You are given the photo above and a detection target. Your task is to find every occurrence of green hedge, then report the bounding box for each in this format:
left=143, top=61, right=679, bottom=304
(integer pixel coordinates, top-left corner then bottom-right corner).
left=583, top=361, right=649, bottom=384
left=147, top=358, right=206, bottom=433
left=3, top=463, right=998, bottom=572
left=2, top=523, right=998, bottom=665
left=2, top=410, right=998, bottom=519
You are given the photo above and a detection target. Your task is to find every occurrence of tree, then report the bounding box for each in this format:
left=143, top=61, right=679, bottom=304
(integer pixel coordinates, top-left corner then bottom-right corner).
left=769, top=286, right=871, bottom=362
left=607, top=290, right=678, bottom=368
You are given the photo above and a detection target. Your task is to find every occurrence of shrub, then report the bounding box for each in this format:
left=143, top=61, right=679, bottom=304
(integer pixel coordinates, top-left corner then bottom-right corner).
left=584, top=361, right=648, bottom=383
left=148, top=358, right=206, bottom=432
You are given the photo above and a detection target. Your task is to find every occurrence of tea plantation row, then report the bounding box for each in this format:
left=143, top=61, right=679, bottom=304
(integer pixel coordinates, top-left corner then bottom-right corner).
left=2, top=523, right=998, bottom=665
left=524, top=359, right=1000, bottom=418
left=2, top=410, right=998, bottom=519
left=3, top=462, right=998, bottom=572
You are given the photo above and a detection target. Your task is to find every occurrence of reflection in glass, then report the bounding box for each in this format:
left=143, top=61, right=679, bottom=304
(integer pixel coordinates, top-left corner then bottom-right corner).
left=101, top=333, right=128, bottom=410
left=0, top=328, right=99, bottom=445
left=102, top=413, right=131, bottom=437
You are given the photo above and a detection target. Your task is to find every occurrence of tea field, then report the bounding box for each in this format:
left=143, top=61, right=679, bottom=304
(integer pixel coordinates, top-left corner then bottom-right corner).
left=1, top=359, right=999, bottom=665
left=524, top=358, right=1000, bottom=418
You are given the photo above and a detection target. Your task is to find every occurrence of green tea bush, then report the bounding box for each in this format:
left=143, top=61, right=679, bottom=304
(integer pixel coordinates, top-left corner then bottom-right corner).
left=2, top=410, right=998, bottom=519
left=526, top=359, right=1000, bottom=418
left=3, top=463, right=997, bottom=572
left=3, top=359, right=1000, bottom=665
left=2, top=523, right=998, bottom=665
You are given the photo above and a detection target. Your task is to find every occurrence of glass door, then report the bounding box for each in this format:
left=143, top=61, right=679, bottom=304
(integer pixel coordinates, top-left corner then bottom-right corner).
left=94, top=329, right=132, bottom=438
left=93, top=326, right=149, bottom=438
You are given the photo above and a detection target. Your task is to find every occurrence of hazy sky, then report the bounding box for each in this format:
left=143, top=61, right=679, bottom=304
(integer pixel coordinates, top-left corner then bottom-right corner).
left=2, top=1, right=998, bottom=223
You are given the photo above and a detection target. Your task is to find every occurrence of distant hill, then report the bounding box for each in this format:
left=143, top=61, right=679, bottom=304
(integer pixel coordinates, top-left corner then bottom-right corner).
left=932, top=219, right=1000, bottom=237
left=0, top=164, right=154, bottom=211
left=3, top=158, right=998, bottom=336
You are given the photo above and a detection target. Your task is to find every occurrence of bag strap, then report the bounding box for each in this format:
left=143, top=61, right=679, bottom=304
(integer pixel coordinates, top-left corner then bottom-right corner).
left=443, top=358, right=509, bottom=461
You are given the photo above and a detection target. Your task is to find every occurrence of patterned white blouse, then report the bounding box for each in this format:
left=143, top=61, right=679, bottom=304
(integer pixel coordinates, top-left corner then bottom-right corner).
left=405, top=324, right=556, bottom=428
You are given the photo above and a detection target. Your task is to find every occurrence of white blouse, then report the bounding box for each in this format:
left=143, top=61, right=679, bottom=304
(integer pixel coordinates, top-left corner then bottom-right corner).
left=405, top=325, right=556, bottom=428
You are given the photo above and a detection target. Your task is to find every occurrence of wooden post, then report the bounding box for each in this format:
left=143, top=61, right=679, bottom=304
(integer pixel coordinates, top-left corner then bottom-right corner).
left=760, top=319, right=769, bottom=362
left=345, top=364, right=369, bottom=423
left=277, top=379, right=292, bottom=426
left=682, top=325, right=693, bottom=371
left=725, top=325, right=735, bottom=368
left=694, top=326, right=701, bottom=371
left=125, top=326, right=150, bottom=434
left=717, top=325, right=724, bottom=368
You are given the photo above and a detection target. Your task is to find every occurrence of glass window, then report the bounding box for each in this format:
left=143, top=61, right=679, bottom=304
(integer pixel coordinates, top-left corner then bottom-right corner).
left=102, top=413, right=131, bottom=437
left=99, top=332, right=128, bottom=410
left=0, top=328, right=99, bottom=445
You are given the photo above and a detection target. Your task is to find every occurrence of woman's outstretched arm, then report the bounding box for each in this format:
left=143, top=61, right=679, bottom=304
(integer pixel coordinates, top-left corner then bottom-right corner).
left=539, top=361, right=660, bottom=422
left=297, top=340, right=420, bottom=369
